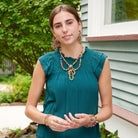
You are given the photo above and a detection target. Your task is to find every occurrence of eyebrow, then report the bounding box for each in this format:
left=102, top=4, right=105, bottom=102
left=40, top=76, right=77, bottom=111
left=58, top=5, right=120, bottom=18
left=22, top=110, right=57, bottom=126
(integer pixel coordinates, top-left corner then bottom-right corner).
left=53, top=19, right=74, bottom=27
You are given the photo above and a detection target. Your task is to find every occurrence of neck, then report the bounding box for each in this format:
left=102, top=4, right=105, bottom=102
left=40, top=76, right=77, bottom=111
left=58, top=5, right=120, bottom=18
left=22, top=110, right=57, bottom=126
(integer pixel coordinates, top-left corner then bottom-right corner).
left=60, top=43, right=83, bottom=58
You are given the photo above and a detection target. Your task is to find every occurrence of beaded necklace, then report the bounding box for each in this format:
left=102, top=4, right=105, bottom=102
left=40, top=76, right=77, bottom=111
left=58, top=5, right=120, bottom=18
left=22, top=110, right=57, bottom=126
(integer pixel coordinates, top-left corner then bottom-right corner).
left=59, top=47, right=83, bottom=81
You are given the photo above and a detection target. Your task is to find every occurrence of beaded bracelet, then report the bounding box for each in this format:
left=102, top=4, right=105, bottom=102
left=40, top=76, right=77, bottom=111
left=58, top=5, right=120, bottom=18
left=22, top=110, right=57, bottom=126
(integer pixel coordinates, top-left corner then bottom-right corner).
left=43, top=114, right=51, bottom=126
left=85, top=114, right=99, bottom=128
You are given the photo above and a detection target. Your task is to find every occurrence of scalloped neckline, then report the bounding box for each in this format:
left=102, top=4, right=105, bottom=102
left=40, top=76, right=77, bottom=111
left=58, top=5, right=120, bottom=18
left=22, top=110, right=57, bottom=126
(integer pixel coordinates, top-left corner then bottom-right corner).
left=58, top=46, right=87, bottom=60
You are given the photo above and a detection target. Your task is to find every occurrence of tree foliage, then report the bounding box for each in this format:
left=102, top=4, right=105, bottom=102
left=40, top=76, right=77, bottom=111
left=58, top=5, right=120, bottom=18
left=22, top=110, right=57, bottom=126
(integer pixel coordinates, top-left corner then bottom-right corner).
left=0, top=0, right=80, bottom=75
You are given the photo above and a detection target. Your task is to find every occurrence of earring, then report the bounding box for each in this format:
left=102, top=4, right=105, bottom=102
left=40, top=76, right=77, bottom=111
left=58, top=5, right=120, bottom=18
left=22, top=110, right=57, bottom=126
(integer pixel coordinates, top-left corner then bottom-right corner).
left=78, top=30, right=82, bottom=44
left=52, top=36, right=60, bottom=50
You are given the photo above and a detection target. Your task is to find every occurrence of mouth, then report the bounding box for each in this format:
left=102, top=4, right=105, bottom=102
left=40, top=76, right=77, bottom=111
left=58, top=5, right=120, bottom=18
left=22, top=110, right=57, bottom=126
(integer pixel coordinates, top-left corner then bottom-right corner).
left=62, top=35, right=72, bottom=40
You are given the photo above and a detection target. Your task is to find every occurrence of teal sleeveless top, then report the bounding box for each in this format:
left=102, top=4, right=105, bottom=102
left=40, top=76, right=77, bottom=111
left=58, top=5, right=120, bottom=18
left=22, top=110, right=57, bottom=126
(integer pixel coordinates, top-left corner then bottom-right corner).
left=36, top=47, right=107, bottom=138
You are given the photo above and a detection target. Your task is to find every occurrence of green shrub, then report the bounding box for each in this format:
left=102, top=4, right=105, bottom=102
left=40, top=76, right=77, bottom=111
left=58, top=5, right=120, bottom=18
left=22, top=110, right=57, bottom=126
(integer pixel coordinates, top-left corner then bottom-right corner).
left=11, top=73, right=32, bottom=102
left=0, top=75, right=15, bottom=84
left=0, top=92, right=14, bottom=103
left=0, top=73, right=31, bottom=103
left=0, top=73, right=45, bottom=103
left=100, top=123, right=118, bottom=138
left=2, top=127, right=22, bottom=134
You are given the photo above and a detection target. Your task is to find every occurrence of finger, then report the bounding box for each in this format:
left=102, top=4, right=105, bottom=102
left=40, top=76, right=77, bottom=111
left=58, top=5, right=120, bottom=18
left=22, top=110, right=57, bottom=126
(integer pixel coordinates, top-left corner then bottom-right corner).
left=64, top=115, right=74, bottom=129
left=68, top=113, right=80, bottom=128
left=69, top=112, right=77, bottom=122
left=48, top=116, right=70, bottom=132
left=64, top=114, right=73, bottom=124
left=54, top=118, right=69, bottom=126
left=75, top=114, right=81, bottom=119
left=75, top=114, right=91, bottom=127
left=53, top=122, right=70, bottom=132
left=64, top=114, right=75, bottom=128
left=60, top=118, right=70, bottom=125
left=75, top=113, right=86, bottom=119
left=54, top=118, right=71, bottom=129
left=69, top=113, right=80, bottom=124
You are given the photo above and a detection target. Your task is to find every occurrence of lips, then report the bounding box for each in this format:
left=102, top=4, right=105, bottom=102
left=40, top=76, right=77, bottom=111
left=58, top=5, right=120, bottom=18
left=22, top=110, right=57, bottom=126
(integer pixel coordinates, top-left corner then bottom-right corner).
left=62, top=35, right=72, bottom=40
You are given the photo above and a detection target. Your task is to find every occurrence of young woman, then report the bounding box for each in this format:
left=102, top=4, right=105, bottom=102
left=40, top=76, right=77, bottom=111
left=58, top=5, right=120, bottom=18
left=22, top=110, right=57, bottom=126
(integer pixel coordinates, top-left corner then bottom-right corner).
left=25, top=4, right=112, bottom=138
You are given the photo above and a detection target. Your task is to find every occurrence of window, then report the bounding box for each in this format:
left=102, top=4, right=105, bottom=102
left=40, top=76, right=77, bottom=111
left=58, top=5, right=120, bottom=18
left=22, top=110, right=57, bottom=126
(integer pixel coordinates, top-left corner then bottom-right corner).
left=105, top=0, right=138, bottom=24
left=87, top=0, right=138, bottom=37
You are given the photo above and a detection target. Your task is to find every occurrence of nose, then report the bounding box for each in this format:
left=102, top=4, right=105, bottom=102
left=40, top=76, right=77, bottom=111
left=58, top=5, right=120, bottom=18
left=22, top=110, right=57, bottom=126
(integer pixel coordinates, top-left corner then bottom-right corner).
left=62, top=24, right=67, bottom=33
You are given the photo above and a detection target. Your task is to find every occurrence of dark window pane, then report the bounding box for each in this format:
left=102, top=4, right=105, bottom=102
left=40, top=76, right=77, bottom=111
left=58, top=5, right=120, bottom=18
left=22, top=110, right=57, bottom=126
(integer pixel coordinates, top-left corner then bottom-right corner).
left=112, top=0, right=138, bottom=23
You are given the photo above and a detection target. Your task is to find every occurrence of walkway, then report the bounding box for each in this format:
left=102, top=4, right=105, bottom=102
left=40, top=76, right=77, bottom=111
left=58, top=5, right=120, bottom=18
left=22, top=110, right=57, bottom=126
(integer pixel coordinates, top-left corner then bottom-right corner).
left=0, top=104, right=43, bottom=131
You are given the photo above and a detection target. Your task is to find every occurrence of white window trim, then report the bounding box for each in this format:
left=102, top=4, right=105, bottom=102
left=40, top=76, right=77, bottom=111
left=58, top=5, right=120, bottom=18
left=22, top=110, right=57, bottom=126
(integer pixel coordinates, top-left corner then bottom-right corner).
left=88, top=0, right=138, bottom=37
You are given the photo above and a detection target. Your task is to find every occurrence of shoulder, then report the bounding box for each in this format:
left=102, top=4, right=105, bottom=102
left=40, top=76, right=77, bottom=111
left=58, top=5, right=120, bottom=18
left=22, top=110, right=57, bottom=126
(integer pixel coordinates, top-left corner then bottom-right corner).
left=38, top=50, right=58, bottom=78
left=38, top=50, right=58, bottom=69
left=86, top=47, right=105, bottom=57
left=39, top=50, right=58, bottom=61
left=86, top=47, right=107, bottom=62
left=86, top=47, right=108, bottom=79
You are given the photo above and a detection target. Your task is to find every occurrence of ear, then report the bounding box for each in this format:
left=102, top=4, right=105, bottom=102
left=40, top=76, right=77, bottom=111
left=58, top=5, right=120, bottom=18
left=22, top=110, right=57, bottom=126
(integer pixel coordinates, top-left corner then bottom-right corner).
left=78, top=20, right=82, bottom=31
left=51, top=28, right=55, bottom=36
left=50, top=28, right=54, bottom=34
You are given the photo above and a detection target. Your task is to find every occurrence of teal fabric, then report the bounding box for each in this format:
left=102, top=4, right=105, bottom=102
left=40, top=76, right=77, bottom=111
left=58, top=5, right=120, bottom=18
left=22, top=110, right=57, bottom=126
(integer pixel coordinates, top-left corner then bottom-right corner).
left=36, top=47, right=107, bottom=138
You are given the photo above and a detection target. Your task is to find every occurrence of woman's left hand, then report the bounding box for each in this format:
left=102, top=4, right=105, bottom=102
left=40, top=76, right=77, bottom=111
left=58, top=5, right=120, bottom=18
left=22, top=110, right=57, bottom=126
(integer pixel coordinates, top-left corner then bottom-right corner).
left=64, top=112, right=90, bottom=129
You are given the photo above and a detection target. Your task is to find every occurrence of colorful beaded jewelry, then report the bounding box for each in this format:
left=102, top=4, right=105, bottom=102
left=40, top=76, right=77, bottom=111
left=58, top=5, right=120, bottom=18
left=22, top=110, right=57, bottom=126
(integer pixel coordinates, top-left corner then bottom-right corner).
left=43, top=114, right=51, bottom=126
left=59, top=48, right=83, bottom=81
left=85, top=114, right=99, bottom=128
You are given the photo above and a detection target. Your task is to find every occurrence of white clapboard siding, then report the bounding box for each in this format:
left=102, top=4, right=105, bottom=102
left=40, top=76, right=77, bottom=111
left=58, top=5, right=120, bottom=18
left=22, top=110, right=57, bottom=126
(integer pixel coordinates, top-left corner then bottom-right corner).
left=113, top=96, right=138, bottom=114
left=112, top=88, right=138, bottom=105
left=88, top=40, right=138, bottom=52
left=80, top=0, right=88, bottom=6
left=81, top=0, right=138, bottom=114
left=81, top=2, right=89, bottom=46
left=111, top=69, right=138, bottom=85
left=102, top=51, right=138, bottom=63
left=110, top=60, right=138, bottom=74
left=112, top=79, right=137, bottom=96
left=81, top=12, right=88, bottom=21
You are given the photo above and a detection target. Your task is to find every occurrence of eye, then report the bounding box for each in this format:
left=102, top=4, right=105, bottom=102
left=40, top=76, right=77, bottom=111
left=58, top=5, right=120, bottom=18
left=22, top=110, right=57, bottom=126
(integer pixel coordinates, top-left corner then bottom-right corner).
left=55, top=25, right=61, bottom=28
left=67, top=21, right=73, bottom=25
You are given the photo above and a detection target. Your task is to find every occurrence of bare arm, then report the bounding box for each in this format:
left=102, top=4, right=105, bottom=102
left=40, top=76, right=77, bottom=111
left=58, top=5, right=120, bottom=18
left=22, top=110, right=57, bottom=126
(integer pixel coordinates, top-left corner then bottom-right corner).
left=96, top=58, right=113, bottom=122
left=25, top=60, right=46, bottom=124
left=25, top=60, right=70, bottom=131
left=64, top=58, right=112, bottom=128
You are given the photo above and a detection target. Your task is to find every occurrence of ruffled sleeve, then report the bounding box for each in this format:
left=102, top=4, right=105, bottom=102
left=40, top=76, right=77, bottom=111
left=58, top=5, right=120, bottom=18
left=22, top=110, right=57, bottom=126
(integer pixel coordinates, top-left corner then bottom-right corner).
left=93, top=51, right=107, bottom=80
left=38, top=52, right=53, bottom=79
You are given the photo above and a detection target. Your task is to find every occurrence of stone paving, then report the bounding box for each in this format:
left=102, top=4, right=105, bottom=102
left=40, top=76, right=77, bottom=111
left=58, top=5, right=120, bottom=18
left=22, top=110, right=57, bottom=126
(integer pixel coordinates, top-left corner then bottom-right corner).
left=0, top=84, right=43, bottom=132
left=0, top=105, right=43, bottom=131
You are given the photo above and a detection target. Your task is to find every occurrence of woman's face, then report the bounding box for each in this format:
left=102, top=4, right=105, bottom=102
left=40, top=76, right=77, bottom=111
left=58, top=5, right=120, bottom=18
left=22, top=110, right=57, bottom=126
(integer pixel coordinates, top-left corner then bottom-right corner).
left=52, top=11, right=82, bottom=46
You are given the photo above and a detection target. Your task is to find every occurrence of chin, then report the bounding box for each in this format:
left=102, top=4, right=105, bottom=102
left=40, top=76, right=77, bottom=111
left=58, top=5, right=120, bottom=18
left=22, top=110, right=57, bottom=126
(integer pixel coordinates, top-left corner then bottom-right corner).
left=63, top=40, right=77, bottom=46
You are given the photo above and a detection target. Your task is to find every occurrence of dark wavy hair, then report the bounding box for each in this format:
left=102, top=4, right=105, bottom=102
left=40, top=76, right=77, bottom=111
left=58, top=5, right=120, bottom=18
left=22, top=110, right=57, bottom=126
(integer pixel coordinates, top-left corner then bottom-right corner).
left=49, top=4, right=81, bottom=29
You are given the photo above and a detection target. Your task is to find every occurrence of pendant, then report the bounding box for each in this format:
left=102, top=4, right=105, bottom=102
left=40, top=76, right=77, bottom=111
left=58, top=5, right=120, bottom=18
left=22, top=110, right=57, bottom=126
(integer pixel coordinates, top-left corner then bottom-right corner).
left=59, top=47, right=83, bottom=81
left=69, top=64, right=73, bottom=69
left=68, top=68, right=76, bottom=80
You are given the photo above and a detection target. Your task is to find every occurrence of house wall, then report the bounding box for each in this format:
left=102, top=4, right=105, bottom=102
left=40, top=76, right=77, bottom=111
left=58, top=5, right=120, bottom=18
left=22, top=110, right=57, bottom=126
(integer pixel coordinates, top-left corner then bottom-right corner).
left=81, top=0, right=138, bottom=115
left=81, top=0, right=138, bottom=137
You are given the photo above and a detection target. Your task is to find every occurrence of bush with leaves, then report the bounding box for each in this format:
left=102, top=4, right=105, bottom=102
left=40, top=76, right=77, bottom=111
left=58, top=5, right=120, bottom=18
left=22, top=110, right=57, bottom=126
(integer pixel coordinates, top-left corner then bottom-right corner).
left=0, top=0, right=80, bottom=75
left=0, top=74, right=31, bottom=103
left=0, top=73, right=45, bottom=103
left=11, top=73, right=32, bottom=102
left=100, top=123, right=119, bottom=138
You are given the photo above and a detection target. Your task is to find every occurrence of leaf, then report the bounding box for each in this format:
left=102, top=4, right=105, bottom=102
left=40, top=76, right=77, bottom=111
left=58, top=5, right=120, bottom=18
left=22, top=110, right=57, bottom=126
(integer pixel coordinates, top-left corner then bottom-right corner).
left=114, top=130, right=118, bottom=136
left=0, top=0, right=81, bottom=75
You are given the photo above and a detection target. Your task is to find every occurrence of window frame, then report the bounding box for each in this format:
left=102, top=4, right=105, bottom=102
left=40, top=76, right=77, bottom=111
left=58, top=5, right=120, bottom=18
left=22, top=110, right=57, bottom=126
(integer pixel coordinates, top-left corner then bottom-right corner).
left=87, top=0, right=138, bottom=40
